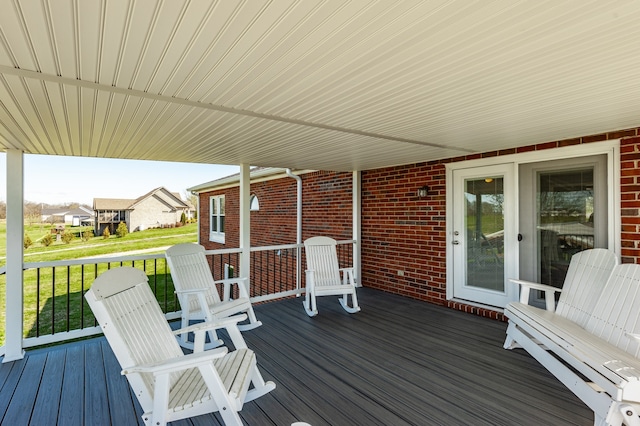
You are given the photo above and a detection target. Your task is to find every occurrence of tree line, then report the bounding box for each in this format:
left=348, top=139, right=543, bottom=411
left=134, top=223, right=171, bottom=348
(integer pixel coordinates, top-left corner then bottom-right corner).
left=0, top=201, right=88, bottom=221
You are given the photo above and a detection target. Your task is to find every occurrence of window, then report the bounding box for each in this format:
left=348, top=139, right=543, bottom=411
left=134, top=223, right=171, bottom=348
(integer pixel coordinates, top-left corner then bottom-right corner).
left=250, top=194, right=260, bottom=211
left=209, top=195, right=225, bottom=243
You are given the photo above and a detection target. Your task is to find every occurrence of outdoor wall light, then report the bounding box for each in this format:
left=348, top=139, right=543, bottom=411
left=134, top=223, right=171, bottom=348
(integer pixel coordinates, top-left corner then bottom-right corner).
left=417, top=185, right=429, bottom=198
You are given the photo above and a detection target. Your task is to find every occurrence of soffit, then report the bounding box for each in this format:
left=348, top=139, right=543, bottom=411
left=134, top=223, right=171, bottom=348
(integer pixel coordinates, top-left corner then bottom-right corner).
left=1, top=1, right=639, bottom=171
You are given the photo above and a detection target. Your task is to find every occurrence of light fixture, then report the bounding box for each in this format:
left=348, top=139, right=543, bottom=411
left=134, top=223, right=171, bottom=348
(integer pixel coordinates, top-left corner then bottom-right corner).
left=417, top=185, right=429, bottom=198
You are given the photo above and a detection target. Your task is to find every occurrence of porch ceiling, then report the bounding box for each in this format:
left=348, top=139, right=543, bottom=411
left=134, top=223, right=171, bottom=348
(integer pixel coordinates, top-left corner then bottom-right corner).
left=1, top=1, right=639, bottom=171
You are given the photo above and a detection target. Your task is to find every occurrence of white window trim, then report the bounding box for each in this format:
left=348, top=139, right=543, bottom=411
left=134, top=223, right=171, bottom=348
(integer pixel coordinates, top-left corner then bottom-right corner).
left=209, top=195, right=225, bottom=243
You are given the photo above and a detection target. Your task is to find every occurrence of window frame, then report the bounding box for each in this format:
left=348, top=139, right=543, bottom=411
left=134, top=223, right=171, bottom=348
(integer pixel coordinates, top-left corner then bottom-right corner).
left=209, top=195, right=225, bottom=243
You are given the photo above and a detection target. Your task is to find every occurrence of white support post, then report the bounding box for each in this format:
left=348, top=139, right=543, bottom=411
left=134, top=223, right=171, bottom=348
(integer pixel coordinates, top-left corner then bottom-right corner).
left=239, top=164, right=250, bottom=281
left=353, top=171, right=362, bottom=287
left=286, top=169, right=303, bottom=292
left=4, top=150, right=25, bottom=362
left=194, top=192, right=201, bottom=245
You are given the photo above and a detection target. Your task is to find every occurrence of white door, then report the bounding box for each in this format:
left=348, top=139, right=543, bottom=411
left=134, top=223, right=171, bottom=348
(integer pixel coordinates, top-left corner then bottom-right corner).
left=451, top=164, right=518, bottom=308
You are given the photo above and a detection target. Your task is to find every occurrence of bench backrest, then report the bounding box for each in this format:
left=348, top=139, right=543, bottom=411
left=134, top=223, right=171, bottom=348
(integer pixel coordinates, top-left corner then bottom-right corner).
left=585, top=263, right=640, bottom=358
left=555, top=248, right=618, bottom=327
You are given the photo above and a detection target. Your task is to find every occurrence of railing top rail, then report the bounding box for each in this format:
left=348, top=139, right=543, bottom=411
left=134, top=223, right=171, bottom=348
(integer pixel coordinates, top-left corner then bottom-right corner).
left=8, top=240, right=357, bottom=273
left=22, top=253, right=166, bottom=269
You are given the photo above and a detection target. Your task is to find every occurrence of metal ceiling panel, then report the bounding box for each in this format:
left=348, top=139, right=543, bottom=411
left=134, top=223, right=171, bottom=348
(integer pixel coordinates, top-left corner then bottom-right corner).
left=1, top=0, right=640, bottom=171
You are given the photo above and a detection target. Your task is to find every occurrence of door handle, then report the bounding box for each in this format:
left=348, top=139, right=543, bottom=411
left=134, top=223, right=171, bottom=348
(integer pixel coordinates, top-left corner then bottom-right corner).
left=452, top=240, right=460, bottom=245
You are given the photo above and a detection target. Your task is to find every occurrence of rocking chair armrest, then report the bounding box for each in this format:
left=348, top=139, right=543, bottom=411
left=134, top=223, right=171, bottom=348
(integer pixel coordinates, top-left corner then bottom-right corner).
left=174, top=314, right=249, bottom=352
left=215, top=277, right=249, bottom=300
left=122, top=347, right=229, bottom=376
left=175, top=287, right=207, bottom=295
left=509, top=278, right=562, bottom=311
left=173, top=314, right=248, bottom=336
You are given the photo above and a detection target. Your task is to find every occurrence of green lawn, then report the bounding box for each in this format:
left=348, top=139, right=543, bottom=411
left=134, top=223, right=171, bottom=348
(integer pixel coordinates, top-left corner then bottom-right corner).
left=0, top=221, right=199, bottom=346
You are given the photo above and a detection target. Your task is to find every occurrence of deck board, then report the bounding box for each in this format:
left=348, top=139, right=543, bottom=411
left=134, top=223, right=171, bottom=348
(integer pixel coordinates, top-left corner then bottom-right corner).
left=0, top=288, right=593, bottom=425
left=30, top=350, right=65, bottom=425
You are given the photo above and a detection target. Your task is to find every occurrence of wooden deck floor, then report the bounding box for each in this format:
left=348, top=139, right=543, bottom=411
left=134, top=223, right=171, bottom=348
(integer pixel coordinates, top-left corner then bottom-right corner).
left=0, top=288, right=592, bottom=425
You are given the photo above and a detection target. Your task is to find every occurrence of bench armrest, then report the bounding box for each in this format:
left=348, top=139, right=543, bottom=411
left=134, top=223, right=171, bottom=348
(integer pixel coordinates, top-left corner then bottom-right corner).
left=509, top=278, right=562, bottom=311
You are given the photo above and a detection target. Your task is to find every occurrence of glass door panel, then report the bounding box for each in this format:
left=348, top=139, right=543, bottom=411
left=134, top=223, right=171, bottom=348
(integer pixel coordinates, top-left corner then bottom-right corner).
left=537, top=169, right=595, bottom=287
left=465, top=177, right=505, bottom=292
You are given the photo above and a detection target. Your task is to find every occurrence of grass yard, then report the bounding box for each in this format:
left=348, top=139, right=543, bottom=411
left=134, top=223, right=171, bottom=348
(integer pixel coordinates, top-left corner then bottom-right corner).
left=0, top=222, right=199, bottom=346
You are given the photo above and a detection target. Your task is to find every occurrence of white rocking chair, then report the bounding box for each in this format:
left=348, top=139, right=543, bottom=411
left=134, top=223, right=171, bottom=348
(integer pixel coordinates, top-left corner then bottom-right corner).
left=166, top=243, right=262, bottom=349
left=85, top=267, right=275, bottom=426
left=303, top=236, right=360, bottom=317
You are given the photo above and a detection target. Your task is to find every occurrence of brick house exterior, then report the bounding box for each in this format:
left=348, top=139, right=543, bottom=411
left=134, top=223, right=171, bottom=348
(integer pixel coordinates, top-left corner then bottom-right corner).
left=193, top=128, right=640, bottom=322
left=94, top=187, right=194, bottom=236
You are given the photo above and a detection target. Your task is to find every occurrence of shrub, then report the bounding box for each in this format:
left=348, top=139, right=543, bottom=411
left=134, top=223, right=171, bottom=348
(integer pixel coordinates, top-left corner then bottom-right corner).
left=82, top=229, right=93, bottom=241
left=116, top=222, right=128, bottom=238
left=41, top=234, right=53, bottom=247
left=180, top=212, right=187, bottom=225
left=103, top=227, right=110, bottom=239
left=24, top=234, right=33, bottom=249
left=61, top=231, right=74, bottom=244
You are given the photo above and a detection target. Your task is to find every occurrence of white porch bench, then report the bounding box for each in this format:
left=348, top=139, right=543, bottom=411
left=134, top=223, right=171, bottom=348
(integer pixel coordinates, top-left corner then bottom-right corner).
left=505, top=256, right=640, bottom=426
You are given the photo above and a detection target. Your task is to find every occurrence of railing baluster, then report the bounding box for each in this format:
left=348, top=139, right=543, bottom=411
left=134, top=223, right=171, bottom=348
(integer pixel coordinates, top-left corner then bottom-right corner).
left=51, top=266, right=55, bottom=335
left=36, top=269, right=41, bottom=338
left=66, top=265, right=71, bottom=332
left=81, top=264, right=85, bottom=329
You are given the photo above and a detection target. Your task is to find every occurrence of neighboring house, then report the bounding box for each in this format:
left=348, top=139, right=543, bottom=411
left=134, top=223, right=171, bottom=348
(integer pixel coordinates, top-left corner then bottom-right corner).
left=41, top=206, right=94, bottom=226
left=93, top=187, right=193, bottom=236
left=189, top=132, right=632, bottom=322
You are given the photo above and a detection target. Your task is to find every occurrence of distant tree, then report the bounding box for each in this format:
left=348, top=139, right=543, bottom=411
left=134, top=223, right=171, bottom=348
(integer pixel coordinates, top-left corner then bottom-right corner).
left=24, top=234, right=33, bottom=249
left=41, top=233, right=53, bottom=247
left=116, top=222, right=128, bottom=238
left=184, top=191, right=198, bottom=219
left=24, top=201, right=42, bottom=225
left=102, top=227, right=110, bottom=239
left=0, top=201, right=6, bottom=219
left=61, top=230, right=74, bottom=244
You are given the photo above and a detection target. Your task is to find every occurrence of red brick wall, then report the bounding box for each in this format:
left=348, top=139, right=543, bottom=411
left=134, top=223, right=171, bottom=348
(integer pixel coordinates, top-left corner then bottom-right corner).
left=361, top=163, right=447, bottom=304
left=198, top=171, right=353, bottom=250
left=620, top=132, right=640, bottom=263
left=197, top=171, right=353, bottom=297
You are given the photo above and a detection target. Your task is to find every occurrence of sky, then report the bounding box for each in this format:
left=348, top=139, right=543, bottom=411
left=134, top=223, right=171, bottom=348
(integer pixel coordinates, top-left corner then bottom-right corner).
left=0, top=153, right=239, bottom=205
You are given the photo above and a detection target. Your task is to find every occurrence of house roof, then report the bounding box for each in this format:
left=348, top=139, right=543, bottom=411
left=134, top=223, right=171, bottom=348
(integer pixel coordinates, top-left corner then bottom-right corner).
left=188, top=167, right=309, bottom=193
left=1, top=2, right=640, bottom=171
left=93, top=187, right=190, bottom=210
left=41, top=206, right=94, bottom=216
left=93, top=198, right=135, bottom=211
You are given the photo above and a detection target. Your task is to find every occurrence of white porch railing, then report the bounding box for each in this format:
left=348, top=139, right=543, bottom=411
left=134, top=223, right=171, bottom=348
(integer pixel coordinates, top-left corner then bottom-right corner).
left=0, top=241, right=356, bottom=350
